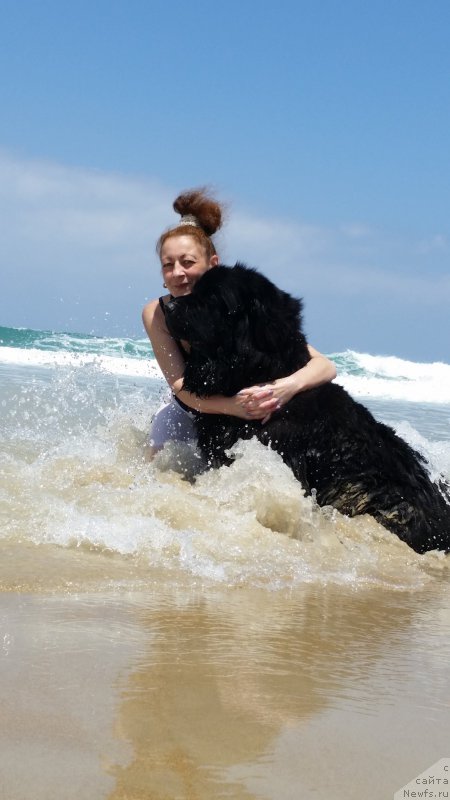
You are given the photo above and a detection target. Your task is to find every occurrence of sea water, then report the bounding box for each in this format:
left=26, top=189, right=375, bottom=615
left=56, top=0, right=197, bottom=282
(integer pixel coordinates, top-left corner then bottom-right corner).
left=1, top=326, right=449, bottom=800
left=1, top=325, right=449, bottom=588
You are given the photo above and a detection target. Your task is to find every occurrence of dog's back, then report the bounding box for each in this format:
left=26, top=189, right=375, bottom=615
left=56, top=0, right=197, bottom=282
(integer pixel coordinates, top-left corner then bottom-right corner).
left=259, top=383, right=450, bottom=553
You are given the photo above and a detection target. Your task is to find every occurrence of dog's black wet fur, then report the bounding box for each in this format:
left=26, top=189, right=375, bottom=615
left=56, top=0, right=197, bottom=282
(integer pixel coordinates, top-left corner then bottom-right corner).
left=165, top=264, right=450, bottom=554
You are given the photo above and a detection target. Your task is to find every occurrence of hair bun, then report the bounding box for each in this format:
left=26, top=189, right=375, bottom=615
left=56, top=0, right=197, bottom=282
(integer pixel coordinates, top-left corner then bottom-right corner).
left=173, top=188, right=223, bottom=237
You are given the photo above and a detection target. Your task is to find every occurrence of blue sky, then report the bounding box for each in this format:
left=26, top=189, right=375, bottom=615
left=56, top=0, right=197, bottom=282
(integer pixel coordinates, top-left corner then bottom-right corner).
left=1, top=0, right=449, bottom=361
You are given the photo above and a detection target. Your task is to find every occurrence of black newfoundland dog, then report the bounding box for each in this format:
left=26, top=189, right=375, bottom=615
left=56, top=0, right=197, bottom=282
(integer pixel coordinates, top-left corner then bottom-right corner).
left=165, top=264, right=450, bottom=554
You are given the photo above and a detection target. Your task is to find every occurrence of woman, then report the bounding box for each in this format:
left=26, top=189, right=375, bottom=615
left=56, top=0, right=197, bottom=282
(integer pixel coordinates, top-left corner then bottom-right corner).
left=142, top=189, right=336, bottom=458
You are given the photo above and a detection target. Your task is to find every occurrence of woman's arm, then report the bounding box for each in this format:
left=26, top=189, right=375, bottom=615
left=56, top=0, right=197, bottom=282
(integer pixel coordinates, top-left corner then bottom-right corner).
left=236, top=345, right=336, bottom=418
left=142, top=300, right=270, bottom=419
left=143, top=301, right=335, bottom=419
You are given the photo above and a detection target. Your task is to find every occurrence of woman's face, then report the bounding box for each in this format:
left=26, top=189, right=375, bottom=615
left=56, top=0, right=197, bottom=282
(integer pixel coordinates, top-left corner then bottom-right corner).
left=160, top=235, right=218, bottom=297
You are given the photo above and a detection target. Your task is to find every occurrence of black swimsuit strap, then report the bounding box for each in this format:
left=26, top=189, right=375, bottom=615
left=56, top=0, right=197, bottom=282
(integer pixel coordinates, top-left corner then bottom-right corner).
left=158, top=295, right=171, bottom=313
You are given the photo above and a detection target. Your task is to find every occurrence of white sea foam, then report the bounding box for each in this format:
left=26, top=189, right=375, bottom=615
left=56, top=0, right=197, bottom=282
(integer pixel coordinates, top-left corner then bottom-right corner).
left=2, top=428, right=442, bottom=591
left=0, top=345, right=162, bottom=380
left=335, top=350, right=450, bottom=404
left=2, top=343, right=450, bottom=405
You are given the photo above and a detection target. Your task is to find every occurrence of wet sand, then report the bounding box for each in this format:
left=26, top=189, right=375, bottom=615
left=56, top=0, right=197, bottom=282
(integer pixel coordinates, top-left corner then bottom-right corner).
left=1, top=543, right=449, bottom=800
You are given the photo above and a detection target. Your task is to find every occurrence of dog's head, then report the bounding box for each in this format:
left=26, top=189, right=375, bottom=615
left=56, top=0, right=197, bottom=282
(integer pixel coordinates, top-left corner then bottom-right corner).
left=165, top=263, right=309, bottom=396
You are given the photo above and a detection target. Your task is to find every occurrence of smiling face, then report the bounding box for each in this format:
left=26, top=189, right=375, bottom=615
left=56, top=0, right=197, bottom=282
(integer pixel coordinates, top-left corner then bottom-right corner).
left=160, top=234, right=219, bottom=297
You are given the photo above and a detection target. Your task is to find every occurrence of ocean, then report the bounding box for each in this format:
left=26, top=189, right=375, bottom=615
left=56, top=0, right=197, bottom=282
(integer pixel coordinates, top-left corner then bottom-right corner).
left=1, top=325, right=449, bottom=800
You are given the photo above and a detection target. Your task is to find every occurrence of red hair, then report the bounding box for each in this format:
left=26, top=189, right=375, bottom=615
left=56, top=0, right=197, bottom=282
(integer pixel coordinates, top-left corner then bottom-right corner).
left=157, top=187, right=224, bottom=259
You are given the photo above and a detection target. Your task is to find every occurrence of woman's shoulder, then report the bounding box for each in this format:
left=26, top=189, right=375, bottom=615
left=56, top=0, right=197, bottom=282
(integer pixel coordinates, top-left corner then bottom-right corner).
left=142, top=295, right=170, bottom=331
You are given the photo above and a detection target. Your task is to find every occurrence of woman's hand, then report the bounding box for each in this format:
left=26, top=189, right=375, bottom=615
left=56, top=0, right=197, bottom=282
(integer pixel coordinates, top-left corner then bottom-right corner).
left=235, top=350, right=336, bottom=423
left=236, top=377, right=295, bottom=422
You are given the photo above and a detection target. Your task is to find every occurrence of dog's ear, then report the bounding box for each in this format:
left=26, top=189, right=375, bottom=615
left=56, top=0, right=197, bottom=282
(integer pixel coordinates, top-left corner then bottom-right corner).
left=191, top=264, right=241, bottom=318
left=220, top=284, right=240, bottom=316
left=245, top=284, right=304, bottom=354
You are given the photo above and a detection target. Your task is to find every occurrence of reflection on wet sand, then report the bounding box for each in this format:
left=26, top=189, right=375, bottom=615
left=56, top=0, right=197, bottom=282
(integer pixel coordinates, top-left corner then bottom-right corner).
left=107, top=583, right=432, bottom=800
left=1, top=540, right=449, bottom=800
